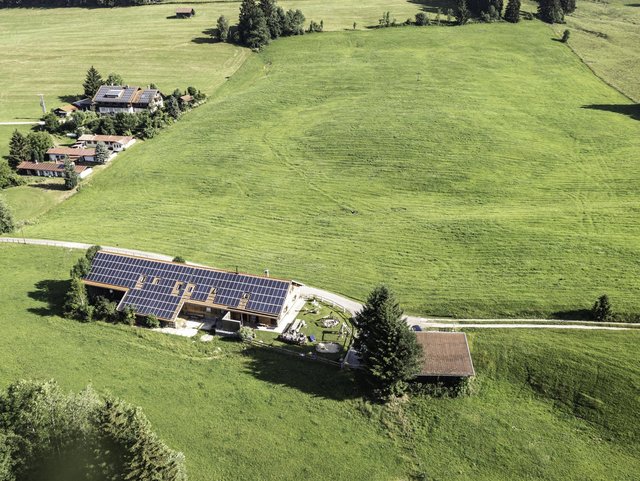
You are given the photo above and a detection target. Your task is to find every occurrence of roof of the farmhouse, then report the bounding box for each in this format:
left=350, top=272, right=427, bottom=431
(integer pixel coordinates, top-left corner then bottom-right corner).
left=16, top=161, right=87, bottom=174
left=415, top=332, right=475, bottom=377
left=83, top=251, right=292, bottom=321
left=47, top=147, right=96, bottom=157
left=93, top=86, right=159, bottom=106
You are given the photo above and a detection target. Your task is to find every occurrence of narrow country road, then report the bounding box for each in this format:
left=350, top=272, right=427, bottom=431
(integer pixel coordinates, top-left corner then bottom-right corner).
left=1, top=237, right=638, bottom=331
left=0, top=121, right=44, bottom=125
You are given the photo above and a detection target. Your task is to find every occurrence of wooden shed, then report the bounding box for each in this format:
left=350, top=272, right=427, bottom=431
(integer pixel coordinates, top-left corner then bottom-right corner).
left=175, top=7, right=195, bottom=18
left=415, top=331, right=475, bottom=379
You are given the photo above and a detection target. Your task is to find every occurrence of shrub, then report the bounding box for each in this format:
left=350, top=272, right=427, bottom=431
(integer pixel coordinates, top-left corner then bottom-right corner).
left=561, top=29, right=570, bottom=42
left=173, top=256, right=186, bottom=263
left=64, top=277, right=93, bottom=322
left=592, top=295, right=613, bottom=322
left=415, top=12, right=429, bottom=26
left=93, top=296, right=119, bottom=323
left=238, top=326, right=255, bottom=341
left=120, top=305, right=137, bottom=325
left=70, top=256, right=91, bottom=279
left=141, top=314, right=160, bottom=328
left=0, top=197, right=15, bottom=234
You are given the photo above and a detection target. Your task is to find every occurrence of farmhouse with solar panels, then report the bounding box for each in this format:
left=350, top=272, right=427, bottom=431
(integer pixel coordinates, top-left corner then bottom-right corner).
left=83, top=251, right=301, bottom=330
left=92, top=85, right=164, bottom=115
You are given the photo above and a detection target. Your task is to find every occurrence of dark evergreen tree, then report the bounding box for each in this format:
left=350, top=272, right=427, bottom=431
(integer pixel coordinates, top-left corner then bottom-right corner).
left=538, top=0, right=564, bottom=23
left=70, top=256, right=91, bottom=279
left=592, top=294, right=613, bottom=322
left=64, top=277, right=93, bottom=321
left=560, top=0, right=576, bottom=13
left=63, top=158, right=78, bottom=190
left=0, top=160, right=23, bottom=189
left=352, top=285, right=423, bottom=400
left=83, top=66, right=103, bottom=98
left=238, top=0, right=271, bottom=48
left=8, top=130, right=30, bottom=169
left=165, top=96, right=181, bottom=120
left=0, top=197, right=15, bottom=234
left=216, top=15, right=230, bottom=41
left=259, top=0, right=282, bottom=38
left=94, top=141, right=110, bottom=164
left=455, top=0, right=471, bottom=24
left=504, top=0, right=521, bottom=22
left=26, top=131, right=54, bottom=163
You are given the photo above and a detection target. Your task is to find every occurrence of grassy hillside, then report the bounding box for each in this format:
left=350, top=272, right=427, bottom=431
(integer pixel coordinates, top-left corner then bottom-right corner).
left=0, top=243, right=638, bottom=480
left=16, top=23, right=640, bottom=318
left=550, top=0, right=640, bottom=102
left=0, top=0, right=426, bottom=122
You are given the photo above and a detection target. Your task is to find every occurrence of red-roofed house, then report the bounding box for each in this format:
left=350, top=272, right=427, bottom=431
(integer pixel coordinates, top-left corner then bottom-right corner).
left=16, top=161, right=92, bottom=179
left=47, top=147, right=96, bottom=163
left=77, top=134, right=135, bottom=152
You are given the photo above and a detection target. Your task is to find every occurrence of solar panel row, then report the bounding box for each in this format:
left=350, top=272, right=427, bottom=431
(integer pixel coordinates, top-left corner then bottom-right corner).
left=85, top=251, right=291, bottom=319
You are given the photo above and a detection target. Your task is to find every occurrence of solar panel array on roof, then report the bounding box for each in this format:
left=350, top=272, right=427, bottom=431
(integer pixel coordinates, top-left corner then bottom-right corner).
left=85, top=251, right=291, bottom=321
left=93, top=85, right=138, bottom=104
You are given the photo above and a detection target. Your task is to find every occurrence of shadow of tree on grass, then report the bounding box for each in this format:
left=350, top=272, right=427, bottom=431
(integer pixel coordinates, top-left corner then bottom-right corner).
left=27, top=279, right=70, bottom=317
left=582, top=103, right=640, bottom=121
left=242, top=346, right=360, bottom=401
left=407, top=0, right=457, bottom=13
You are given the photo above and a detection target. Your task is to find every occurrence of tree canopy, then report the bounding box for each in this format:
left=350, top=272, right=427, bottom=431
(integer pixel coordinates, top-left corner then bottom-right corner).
left=83, top=66, right=103, bottom=98
left=0, top=196, right=15, bottom=234
left=0, top=379, right=187, bottom=481
left=352, top=285, right=423, bottom=400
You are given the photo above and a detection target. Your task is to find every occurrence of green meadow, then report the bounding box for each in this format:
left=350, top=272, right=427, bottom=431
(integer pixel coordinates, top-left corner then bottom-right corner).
left=12, top=22, right=640, bottom=318
left=0, top=243, right=638, bottom=480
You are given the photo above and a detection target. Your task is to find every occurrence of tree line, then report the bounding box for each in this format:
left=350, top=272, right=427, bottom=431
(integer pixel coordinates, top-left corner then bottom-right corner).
left=0, top=379, right=186, bottom=481
left=214, top=0, right=321, bottom=49
left=0, top=0, right=158, bottom=7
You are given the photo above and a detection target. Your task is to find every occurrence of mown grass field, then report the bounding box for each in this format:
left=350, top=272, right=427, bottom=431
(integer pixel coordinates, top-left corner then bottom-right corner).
left=15, top=22, right=640, bottom=318
left=0, top=0, right=427, bottom=122
left=549, top=0, right=640, bottom=102
left=0, top=243, right=638, bottom=480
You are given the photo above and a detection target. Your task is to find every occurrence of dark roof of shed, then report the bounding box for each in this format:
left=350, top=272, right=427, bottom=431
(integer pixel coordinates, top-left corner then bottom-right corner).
left=416, top=332, right=475, bottom=377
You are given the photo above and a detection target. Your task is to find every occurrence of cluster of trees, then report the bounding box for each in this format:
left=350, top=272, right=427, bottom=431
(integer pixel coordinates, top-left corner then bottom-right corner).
left=7, top=130, right=53, bottom=167
left=0, top=160, right=23, bottom=190
left=0, top=0, right=159, bottom=8
left=0, top=379, right=186, bottom=481
left=64, top=246, right=159, bottom=328
left=537, top=0, right=575, bottom=23
left=215, top=0, right=317, bottom=48
left=353, top=285, right=423, bottom=400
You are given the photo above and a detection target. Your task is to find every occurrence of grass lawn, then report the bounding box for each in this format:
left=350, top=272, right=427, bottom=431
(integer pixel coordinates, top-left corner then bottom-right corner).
left=1, top=179, right=71, bottom=225
left=0, top=243, right=638, bottom=480
left=546, top=0, right=640, bottom=102
left=15, top=22, right=640, bottom=318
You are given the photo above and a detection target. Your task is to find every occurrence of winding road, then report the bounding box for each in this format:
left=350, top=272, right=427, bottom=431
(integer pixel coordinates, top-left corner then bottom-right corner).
left=1, top=237, right=638, bottom=331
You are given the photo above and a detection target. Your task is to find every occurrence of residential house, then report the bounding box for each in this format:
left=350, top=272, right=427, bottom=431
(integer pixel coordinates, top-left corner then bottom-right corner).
left=78, top=134, right=135, bottom=152
left=92, top=85, right=163, bottom=115
left=47, top=147, right=96, bottom=163
left=16, top=161, right=92, bottom=179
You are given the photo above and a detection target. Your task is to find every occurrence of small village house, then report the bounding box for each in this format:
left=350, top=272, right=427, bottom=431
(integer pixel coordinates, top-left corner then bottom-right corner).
left=47, top=147, right=96, bottom=163
left=92, top=85, right=163, bottom=115
left=53, top=104, right=78, bottom=119
left=16, top=161, right=92, bottom=179
left=175, top=7, right=195, bottom=18
left=78, top=134, right=135, bottom=152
